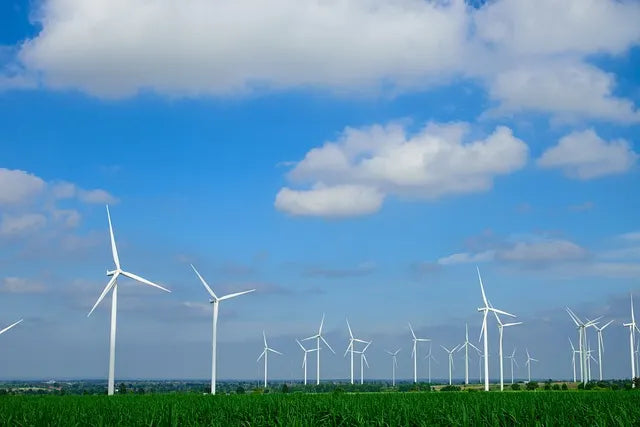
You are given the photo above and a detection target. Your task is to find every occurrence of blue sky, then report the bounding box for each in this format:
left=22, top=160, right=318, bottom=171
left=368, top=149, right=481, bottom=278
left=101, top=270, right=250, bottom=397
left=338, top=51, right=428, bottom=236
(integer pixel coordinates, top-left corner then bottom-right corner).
left=0, top=0, right=639, bottom=383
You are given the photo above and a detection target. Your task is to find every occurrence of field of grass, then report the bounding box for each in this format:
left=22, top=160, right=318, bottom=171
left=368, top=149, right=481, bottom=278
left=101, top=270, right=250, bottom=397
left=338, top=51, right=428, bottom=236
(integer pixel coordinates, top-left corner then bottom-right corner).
left=1, top=391, right=639, bottom=426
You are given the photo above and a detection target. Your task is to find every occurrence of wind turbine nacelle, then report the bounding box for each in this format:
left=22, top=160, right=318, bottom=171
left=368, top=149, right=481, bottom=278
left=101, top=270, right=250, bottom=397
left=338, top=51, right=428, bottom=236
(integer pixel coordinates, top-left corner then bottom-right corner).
left=106, top=270, right=117, bottom=276
left=209, top=299, right=215, bottom=304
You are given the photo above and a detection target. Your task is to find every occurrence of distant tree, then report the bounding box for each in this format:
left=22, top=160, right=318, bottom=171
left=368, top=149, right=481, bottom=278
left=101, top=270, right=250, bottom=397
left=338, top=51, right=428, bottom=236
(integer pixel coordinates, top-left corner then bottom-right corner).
left=552, top=384, right=560, bottom=391
left=281, top=384, right=289, bottom=393
left=634, top=377, right=640, bottom=389
left=119, top=383, right=127, bottom=394
left=525, top=381, right=538, bottom=391
left=136, top=387, right=145, bottom=394
left=511, top=383, right=521, bottom=391
left=236, top=386, right=245, bottom=394
left=561, top=383, right=568, bottom=391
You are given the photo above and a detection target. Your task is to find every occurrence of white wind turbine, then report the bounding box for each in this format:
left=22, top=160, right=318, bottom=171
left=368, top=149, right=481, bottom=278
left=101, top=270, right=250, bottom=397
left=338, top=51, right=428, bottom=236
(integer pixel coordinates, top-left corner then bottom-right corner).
left=257, top=331, right=282, bottom=388
left=586, top=342, right=598, bottom=382
left=441, top=345, right=459, bottom=385
left=566, top=307, right=601, bottom=385
left=409, top=323, right=430, bottom=383
left=525, top=349, right=538, bottom=383
left=357, top=341, right=372, bottom=385
left=296, top=339, right=317, bottom=386
left=87, top=205, right=170, bottom=396
left=623, top=293, right=639, bottom=387
left=344, top=319, right=369, bottom=385
left=505, top=348, right=518, bottom=385
left=190, top=264, right=254, bottom=395
left=385, top=348, right=401, bottom=386
left=593, top=320, right=613, bottom=381
left=424, top=343, right=438, bottom=384
left=477, top=267, right=516, bottom=391
left=493, top=309, right=522, bottom=391
left=569, top=338, right=579, bottom=382
left=303, top=314, right=335, bottom=385
left=457, top=323, right=480, bottom=385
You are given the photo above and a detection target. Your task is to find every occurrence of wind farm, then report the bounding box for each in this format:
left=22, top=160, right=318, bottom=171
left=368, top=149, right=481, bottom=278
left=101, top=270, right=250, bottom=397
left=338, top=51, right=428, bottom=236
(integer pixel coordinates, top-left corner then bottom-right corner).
left=1, top=0, right=639, bottom=423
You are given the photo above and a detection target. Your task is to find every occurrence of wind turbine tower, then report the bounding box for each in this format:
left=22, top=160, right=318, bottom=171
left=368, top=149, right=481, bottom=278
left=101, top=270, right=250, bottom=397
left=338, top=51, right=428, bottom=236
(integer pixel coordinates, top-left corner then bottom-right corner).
left=257, top=331, right=282, bottom=388
left=409, top=323, right=430, bottom=383
left=303, top=314, right=335, bottom=385
left=385, top=349, right=401, bottom=386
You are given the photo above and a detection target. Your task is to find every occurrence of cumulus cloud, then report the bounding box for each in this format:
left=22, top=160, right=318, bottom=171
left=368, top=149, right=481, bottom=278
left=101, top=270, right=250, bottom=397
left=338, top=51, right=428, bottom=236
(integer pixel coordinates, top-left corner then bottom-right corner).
left=538, top=129, right=638, bottom=179
left=487, top=62, right=640, bottom=123
left=0, top=168, right=45, bottom=205
left=2, top=0, right=639, bottom=123
left=276, top=122, right=528, bottom=217
left=275, top=185, right=384, bottom=217
left=0, top=213, right=47, bottom=236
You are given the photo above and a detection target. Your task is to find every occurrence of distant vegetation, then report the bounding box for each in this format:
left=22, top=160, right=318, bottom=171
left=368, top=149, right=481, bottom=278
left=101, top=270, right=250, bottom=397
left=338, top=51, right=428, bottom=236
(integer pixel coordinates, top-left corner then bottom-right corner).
left=0, top=391, right=638, bottom=425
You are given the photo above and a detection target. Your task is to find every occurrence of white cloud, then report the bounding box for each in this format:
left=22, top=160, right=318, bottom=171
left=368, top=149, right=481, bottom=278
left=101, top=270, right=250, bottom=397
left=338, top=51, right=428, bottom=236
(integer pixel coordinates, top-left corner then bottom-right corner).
left=275, top=184, right=383, bottom=217
left=487, top=62, right=640, bottom=123
left=0, top=168, right=45, bottom=205
left=52, top=182, right=118, bottom=204
left=497, top=239, right=587, bottom=263
left=438, top=250, right=495, bottom=265
left=0, top=213, right=47, bottom=236
left=0, top=277, right=46, bottom=294
left=276, top=122, right=528, bottom=217
left=620, top=231, right=640, bottom=241
left=4, top=0, right=639, bottom=124
left=538, top=129, right=638, bottom=179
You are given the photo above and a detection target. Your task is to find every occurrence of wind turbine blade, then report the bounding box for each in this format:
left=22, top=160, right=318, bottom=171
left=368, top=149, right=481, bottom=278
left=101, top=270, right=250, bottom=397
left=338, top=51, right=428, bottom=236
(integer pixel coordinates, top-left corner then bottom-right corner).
left=566, top=307, right=582, bottom=326
left=513, top=359, right=519, bottom=367
left=257, top=350, right=265, bottom=362
left=631, top=294, right=635, bottom=324
left=531, top=358, right=539, bottom=362
left=120, top=271, right=170, bottom=293
left=268, top=348, right=283, bottom=355
left=219, top=289, right=255, bottom=301
left=511, top=347, right=516, bottom=358
left=321, top=336, right=335, bottom=354
left=503, top=322, right=522, bottom=327
left=190, top=264, right=217, bottom=299
left=344, top=341, right=353, bottom=358
left=346, top=319, right=353, bottom=338
left=0, top=319, right=23, bottom=335
left=601, top=320, right=614, bottom=330
left=296, top=339, right=306, bottom=352
left=319, top=313, right=325, bottom=334
left=301, top=335, right=318, bottom=342
left=106, top=205, right=120, bottom=270
left=440, top=345, right=449, bottom=352
left=489, top=307, right=516, bottom=318
left=479, top=310, right=487, bottom=342
left=385, top=350, right=393, bottom=355
left=469, top=342, right=481, bottom=352
left=408, top=322, right=416, bottom=339
left=363, top=354, right=369, bottom=368
left=492, top=309, right=503, bottom=326
left=431, top=355, right=438, bottom=364
left=477, top=266, right=488, bottom=306
left=88, top=274, right=118, bottom=317
left=363, top=341, right=372, bottom=352
left=569, top=337, right=575, bottom=351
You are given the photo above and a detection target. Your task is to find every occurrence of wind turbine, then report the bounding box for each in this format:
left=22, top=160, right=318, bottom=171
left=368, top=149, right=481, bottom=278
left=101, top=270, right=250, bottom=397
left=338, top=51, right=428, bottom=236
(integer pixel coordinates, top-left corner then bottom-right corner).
left=441, top=345, right=459, bottom=385
left=344, top=319, right=369, bottom=385
left=524, top=349, right=538, bottom=383
left=296, top=339, right=317, bottom=385
left=257, top=331, right=282, bottom=388
left=493, top=309, right=522, bottom=391
left=593, top=320, right=613, bottom=381
left=457, top=323, right=480, bottom=385
left=586, top=342, right=598, bottom=382
left=302, top=314, right=335, bottom=385
left=385, top=348, right=401, bottom=386
left=566, top=308, right=600, bottom=385
left=505, top=348, right=518, bottom=385
left=424, top=343, right=438, bottom=384
left=477, top=267, right=516, bottom=391
left=409, top=323, right=430, bottom=383
left=623, top=293, right=639, bottom=387
left=569, top=338, right=579, bottom=382
left=190, top=264, right=254, bottom=395
left=357, top=341, right=372, bottom=385
left=87, top=205, right=170, bottom=396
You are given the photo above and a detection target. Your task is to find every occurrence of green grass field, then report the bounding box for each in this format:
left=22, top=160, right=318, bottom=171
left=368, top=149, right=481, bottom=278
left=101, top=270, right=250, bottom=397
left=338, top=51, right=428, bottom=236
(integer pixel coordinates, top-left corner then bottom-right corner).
left=1, top=391, right=639, bottom=426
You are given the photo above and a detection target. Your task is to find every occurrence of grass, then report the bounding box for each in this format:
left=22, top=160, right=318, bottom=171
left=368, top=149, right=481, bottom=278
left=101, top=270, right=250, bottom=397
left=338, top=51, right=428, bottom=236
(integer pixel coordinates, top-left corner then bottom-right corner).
left=0, top=391, right=639, bottom=426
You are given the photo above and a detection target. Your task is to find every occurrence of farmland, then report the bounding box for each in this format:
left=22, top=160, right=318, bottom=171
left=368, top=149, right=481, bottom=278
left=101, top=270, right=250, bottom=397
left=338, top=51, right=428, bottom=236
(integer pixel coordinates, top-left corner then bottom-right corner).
left=0, top=391, right=639, bottom=426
